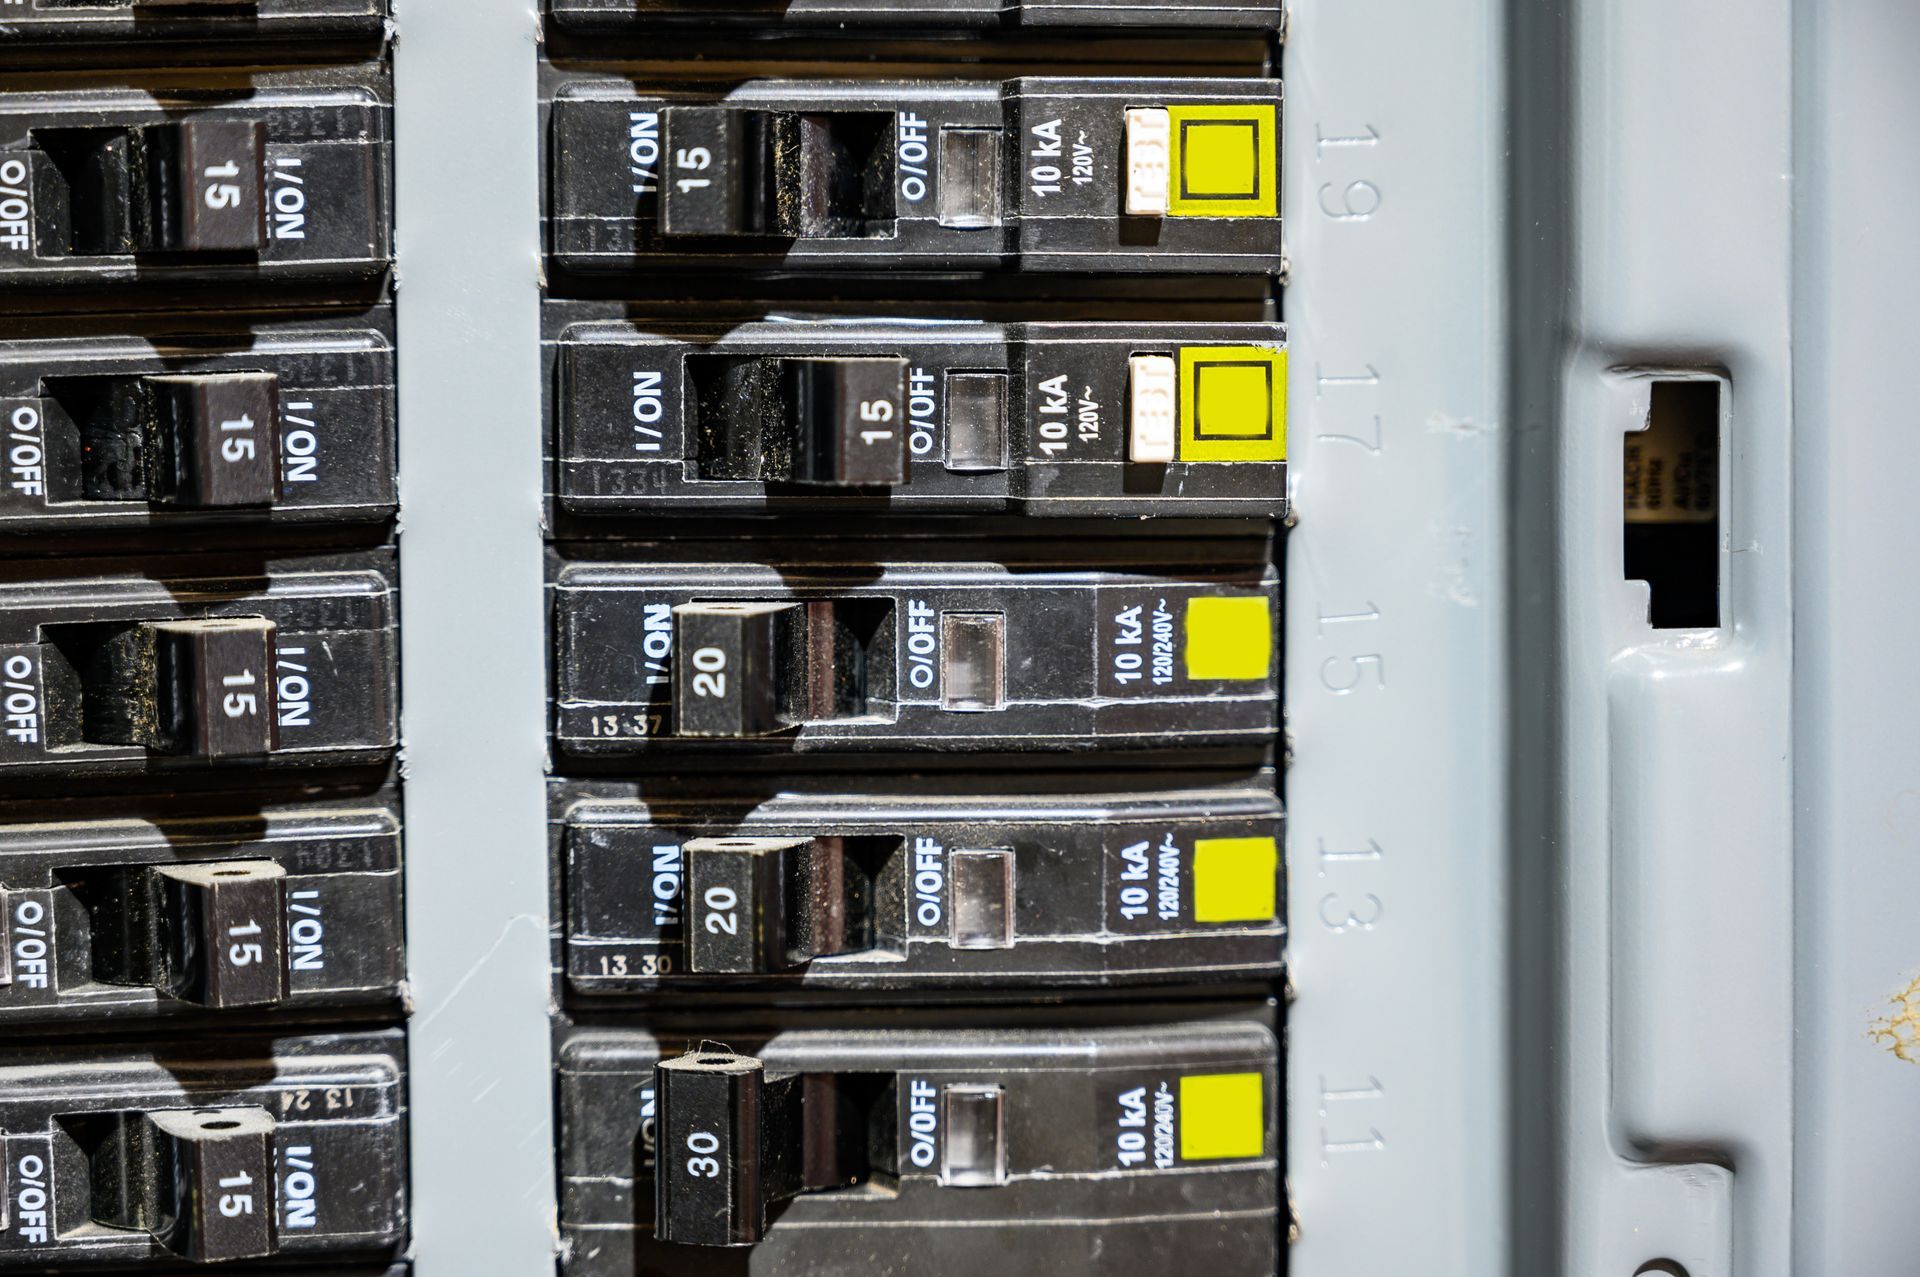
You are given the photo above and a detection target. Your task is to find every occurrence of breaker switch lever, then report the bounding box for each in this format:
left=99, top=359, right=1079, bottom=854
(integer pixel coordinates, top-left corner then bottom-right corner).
left=86, top=1106, right=277, bottom=1263
left=682, top=836, right=873, bottom=974
left=84, top=859, right=289, bottom=1008
left=694, top=356, right=908, bottom=487
left=671, top=602, right=801, bottom=738
left=782, top=358, right=908, bottom=486
left=58, top=371, right=281, bottom=508
left=653, top=1049, right=868, bottom=1247
left=671, top=600, right=873, bottom=739
left=76, top=617, right=279, bottom=757
left=660, top=106, right=895, bottom=240
left=38, top=118, right=267, bottom=257
left=659, top=107, right=776, bottom=237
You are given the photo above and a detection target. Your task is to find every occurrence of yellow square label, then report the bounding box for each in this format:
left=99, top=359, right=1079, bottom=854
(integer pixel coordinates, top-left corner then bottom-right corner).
left=1179, top=346, right=1287, bottom=463
left=1179, top=1072, right=1265, bottom=1161
left=1167, top=104, right=1277, bottom=219
left=1192, top=837, right=1279, bottom=923
left=1184, top=595, right=1273, bottom=681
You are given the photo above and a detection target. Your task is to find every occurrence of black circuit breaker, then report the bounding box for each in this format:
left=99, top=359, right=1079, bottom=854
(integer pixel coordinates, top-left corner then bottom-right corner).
left=556, top=779, right=1283, bottom=993
left=550, top=543, right=1279, bottom=756
left=0, top=798, right=403, bottom=1026
left=548, top=77, right=1282, bottom=275
left=0, top=1031, right=407, bottom=1268
left=549, top=314, right=1287, bottom=518
left=0, top=1, right=389, bottom=45
left=0, top=310, right=396, bottom=534
left=0, top=86, right=391, bottom=288
left=548, top=0, right=1285, bottom=31
left=0, top=551, right=397, bottom=779
left=559, top=1017, right=1281, bottom=1274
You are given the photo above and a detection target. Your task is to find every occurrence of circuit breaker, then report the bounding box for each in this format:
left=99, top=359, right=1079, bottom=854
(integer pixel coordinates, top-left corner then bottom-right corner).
left=0, top=82, right=391, bottom=289
left=549, top=313, right=1287, bottom=517
left=551, top=545, right=1278, bottom=754
left=0, top=310, right=396, bottom=534
left=557, top=778, right=1283, bottom=992
left=548, top=76, right=1282, bottom=275
left=558, top=1015, right=1281, bottom=1275
left=0, top=1031, right=408, bottom=1267
left=0, top=551, right=397, bottom=777
left=0, top=797, right=403, bottom=1025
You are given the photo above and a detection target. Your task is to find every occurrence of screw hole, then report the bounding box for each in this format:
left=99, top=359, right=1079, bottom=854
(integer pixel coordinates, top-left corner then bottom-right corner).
left=200, top=1120, right=242, bottom=1131
left=1635, top=1263, right=1690, bottom=1277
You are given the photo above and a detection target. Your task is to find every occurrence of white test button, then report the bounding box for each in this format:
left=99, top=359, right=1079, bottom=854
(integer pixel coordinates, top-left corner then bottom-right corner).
left=1128, top=354, right=1178, bottom=463
left=1124, top=107, right=1172, bottom=217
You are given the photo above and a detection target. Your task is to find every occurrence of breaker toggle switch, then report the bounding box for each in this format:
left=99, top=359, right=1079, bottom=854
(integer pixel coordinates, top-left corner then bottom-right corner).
left=694, top=356, right=908, bottom=487
left=76, top=617, right=278, bottom=757
left=672, top=602, right=800, bottom=738
left=53, top=371, right=281, bottom=508
left=660, top=106, right=897, bottom=240
left=658, top=107, right=776, bottom=238
left=784, top=358, right=908, bottom=485
left=653, top=1049, right=868, bottom=1248
left=135, top=372, right=278, bottom=506
left=86, top=859, right=289, bottom=1008
left=671, top=601, right=874, bottom=738
left=86, top=1105, right=277, bottom=1262
left=682, top=836, right=874, bottom=974
left=38, top=118, right=267, bottom=257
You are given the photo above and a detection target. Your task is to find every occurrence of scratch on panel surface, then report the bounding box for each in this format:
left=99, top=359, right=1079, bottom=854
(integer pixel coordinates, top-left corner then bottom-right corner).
left=1427, top=411, right=1488, bottom=436
left=417, top=912, right=545, bottom=1029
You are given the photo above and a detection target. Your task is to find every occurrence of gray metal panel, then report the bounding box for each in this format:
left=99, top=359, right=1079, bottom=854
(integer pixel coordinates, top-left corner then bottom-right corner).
left=1281, top=0, right=1509, bottom=1270
left=1558, top=2, right=1795, bottom=1274
left=1792, top=0, right=1920, bottom=1271
left=393, top=1, right=559, bottom=1273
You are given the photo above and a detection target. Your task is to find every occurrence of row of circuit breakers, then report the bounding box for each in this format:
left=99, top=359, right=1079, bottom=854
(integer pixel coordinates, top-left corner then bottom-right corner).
left=0, top=2, right=1289, bottom=1276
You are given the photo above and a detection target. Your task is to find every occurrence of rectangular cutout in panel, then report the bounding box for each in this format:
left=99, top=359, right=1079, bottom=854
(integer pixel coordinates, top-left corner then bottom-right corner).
left=1625, top=379, right=1721, bottom=628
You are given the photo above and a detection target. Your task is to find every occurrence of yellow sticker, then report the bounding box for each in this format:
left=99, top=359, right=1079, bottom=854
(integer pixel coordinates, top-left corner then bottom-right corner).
left=1179, top=1072, right=1266, bottom=1161
left=1184, top=595, right=1273, bottom=682
left=1167, top=104, right=1278, bottom=219
left=1192, top=836, right=1279, bottom=923
left=1179, top=345, right=1287, bottom=463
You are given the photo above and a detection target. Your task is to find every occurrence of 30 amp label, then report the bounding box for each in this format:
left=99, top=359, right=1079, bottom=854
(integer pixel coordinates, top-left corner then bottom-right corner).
left=559, top=1019, right=1279, bottom=1275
